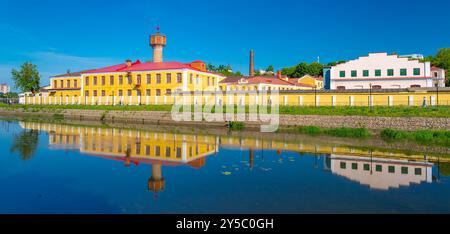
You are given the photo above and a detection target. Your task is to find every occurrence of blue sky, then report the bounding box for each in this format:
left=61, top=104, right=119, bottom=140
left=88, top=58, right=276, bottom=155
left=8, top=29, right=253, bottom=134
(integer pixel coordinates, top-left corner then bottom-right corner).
left=0, top=0, right=449, bottom=89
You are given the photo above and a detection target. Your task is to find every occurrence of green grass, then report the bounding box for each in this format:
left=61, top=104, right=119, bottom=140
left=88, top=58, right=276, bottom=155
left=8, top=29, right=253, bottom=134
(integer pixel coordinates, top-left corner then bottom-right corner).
left=1, top=103, right=449, bottom=117
left=296, top=126, right=371, bottom=138
left=381, top=128, right=450, bottom=147
left=228, top=121, right=245, bottom=131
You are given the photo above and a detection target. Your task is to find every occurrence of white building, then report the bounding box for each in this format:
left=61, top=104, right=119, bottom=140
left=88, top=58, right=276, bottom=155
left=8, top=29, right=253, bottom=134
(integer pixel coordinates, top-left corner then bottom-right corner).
left=324, top=52, right=446, bottom=90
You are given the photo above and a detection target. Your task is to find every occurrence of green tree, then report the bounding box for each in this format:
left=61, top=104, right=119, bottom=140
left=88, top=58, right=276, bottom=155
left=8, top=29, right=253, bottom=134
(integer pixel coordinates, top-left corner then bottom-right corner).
left=423, top=48, right=450, bottom=86
left=10, top=129, right=40, bottom=161
left=11, top=62, right=40, bottom=94
left=266, top=65, right=274, bottom=72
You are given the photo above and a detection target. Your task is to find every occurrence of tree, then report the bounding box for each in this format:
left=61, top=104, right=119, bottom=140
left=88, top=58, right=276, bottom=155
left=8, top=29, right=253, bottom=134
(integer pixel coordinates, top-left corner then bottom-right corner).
left=207, top=63, right=243, bottom=77
left=11, top=62, right=41, bottom=94
left=10, top=129, right=40, bottom=161
left=266, top=65, right=274, bottom=72
left=423, top=48, right=450, bottom=86
left=280, top=62, right=324, bottom=78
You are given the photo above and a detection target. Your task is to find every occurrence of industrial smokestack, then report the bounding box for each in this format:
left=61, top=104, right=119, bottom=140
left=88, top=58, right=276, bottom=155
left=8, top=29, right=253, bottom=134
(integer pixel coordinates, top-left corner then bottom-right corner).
left=249, top=49, right=254, bottom=77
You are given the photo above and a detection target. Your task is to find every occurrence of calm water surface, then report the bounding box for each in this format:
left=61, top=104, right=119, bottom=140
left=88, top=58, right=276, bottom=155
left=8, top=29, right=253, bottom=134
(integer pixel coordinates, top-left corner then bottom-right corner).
left=0, top=119, right=449, bottom=214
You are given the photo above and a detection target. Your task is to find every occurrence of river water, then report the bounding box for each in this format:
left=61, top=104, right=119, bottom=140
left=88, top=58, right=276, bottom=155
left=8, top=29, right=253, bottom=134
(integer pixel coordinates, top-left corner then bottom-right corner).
left=0, top=119, right=449, bottom=213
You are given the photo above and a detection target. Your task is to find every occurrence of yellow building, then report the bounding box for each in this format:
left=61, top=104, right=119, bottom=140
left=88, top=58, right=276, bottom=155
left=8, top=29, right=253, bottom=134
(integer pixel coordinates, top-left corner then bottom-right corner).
left=286, top=74, right=324, bottom=89
left=46, top=29, right=225, bottom=105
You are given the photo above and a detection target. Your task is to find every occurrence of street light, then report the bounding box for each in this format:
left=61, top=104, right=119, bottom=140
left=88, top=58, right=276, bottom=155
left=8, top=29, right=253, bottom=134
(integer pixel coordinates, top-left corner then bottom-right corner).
left=314, top=85, right=317, bottom=107
left=369, top=83, right=372, bottom=109
left=434, top=81, right=439, bottom=106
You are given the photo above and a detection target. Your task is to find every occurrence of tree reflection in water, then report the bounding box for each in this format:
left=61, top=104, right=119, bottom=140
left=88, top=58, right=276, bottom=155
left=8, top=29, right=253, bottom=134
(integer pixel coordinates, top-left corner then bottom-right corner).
left=10, top=129, right=39, bottom=161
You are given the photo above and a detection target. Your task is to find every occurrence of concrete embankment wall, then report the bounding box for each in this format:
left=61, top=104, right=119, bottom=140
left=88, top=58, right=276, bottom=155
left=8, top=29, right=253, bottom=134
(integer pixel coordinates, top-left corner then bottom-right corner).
left=1, top=108, right=449, bottom=131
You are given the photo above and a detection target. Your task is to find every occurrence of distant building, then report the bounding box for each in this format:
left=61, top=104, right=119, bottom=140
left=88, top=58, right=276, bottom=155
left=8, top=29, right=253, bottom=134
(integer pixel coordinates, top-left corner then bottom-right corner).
left=0, top=83, right=10, bottom=94
left=398, top=54, right=424, bottom=60
left=286, top=74, right=324, bottom=89
left=323, top=52, right=445, bottom=90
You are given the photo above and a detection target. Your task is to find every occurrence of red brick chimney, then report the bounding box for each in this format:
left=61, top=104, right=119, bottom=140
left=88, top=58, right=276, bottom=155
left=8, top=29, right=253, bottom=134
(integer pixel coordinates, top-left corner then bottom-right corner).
left=126, top=59, right=132, bottom=68
left=249, top=49, right=254, bottom=77
left=277, top=70, right=282, bottom=79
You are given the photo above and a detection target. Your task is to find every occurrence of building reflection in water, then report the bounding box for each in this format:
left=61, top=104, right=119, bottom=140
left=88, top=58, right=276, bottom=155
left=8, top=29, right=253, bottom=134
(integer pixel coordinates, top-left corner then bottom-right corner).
left=18, top=121, right=447, bottom=194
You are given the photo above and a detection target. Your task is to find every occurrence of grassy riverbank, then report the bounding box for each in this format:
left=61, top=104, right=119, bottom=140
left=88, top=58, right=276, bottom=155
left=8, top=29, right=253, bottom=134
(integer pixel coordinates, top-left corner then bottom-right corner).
left=381, top=128, right=450, bottom=147
left=1, top=103, right=449, bottom=117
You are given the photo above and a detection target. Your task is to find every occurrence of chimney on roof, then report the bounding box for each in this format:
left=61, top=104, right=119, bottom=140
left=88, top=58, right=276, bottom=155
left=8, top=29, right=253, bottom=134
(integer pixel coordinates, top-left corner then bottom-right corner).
left=126, top=59, right=132, bottom=68
left=249, top=49, right=254, bottom=77
left=277, top=70, right=282, bottom=79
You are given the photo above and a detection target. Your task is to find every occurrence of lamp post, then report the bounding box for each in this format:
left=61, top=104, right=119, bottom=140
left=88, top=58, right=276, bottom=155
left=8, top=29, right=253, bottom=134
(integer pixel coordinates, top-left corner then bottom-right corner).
left=314, top=85, right=317, bottom=107
left=369, top=83, right=372, bottom=109
left=434, top=81, right=439, bottom=106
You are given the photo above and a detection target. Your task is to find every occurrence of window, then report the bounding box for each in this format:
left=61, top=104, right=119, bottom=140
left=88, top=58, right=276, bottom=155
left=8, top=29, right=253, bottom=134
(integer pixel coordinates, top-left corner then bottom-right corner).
left=189, top=74, right=193, bottom=84
left=375, top=69, right=381, bottom=77
left=146, top=74, right=151, bottom=84
left=127, top=74, right=132, bottom=84
left=156, top=89, right=161, bottom=96
left=387, top=69, right=394, bottom=76
left=67, top=80, right=71, bottom=88
left=74, top=80, right=77, bottom=87
left=207, top=77, right=210, bottom=85
left=118, top=90, right=123, bottom=96
left=413, top=68, right=420, bottom=75
left=166, top=73, right=171, bottom=83
left=93, top=90, right=97, bottom=96
left=85, top=91, right=89, bottom=96
left=60, top=80, right=64, bottom=88
left=340, top=162, right=346, bottom=169
left=145, top=145, right=150, bottom=156
left=401, top=167, right=408, bottom=174
left=336, top=86, right=346, bottom=90
left=137, top=74, right=141, bottom=84
left=155, top=146, right=160, bottom=156
left=93, top=76, right=98, bottom=85
left=156, top=74, right=161, bottom=84
left=400, top=68, right=407, bottom=76
left=101, top=76, right=105, bottom=85
left=101, top=90, right=105, bottom=96
left=53, top=80, right=57, bottom=88
left=165, top=146, right=170, bottom=157
left=414, top=168, right=422, bottom=175
left=85, top=77, right=89, bottom=85
left=410, top=84, right=421, bottom=88
left=119, top=75, right=123, bottom=85
left=177, top=73, right=182, bottom=83
left=136, top=90, right=141, bottom=96
left=110, top=76, right=114, bottom=85
left=166, top=89, right=171, bottom=95
left=351, top=70, right=357, bottom=77
left=127, top=90, right=132, bottom=96
left=212, top=77, right=215, bottom=85
left=372, top=85, right=382, bottom=89
left=339, top=71, right=345, bottom=77
left=388, top=166, right=395, bottom=173
left=176, top=147, right=181, bottom=158
left=375, top=165, right=382, bottom=172
left=352, top=163, right=358, bottom=170
left=196, top=75, right=200, bottom=84
left=363, top=164, right=370, bottom=171
left=363, top=70, right=369, bottom=77
left=146, top=89, right=151, bottom=96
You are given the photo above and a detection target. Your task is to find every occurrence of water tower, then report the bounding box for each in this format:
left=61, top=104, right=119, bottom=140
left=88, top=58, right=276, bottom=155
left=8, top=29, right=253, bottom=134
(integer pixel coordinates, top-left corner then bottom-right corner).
left=149, top=27, right=166, bottom=63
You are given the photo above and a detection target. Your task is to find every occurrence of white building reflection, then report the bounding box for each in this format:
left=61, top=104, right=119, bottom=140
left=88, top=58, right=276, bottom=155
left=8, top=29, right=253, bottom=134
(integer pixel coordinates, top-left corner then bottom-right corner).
left=328, top=154, right=433, bottom=190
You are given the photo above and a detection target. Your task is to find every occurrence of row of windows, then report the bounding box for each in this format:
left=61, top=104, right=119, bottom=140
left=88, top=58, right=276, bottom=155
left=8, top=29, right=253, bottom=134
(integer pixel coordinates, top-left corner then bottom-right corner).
left=53, top=79, right=78, bottom=89
left=85, top=142, right=204, bottom=158
left=84, top=73, right=216, bottom=86
left=339, top=162, right=423, bottom=175
left=336, top=84, right=422, bottom=90
left=339, top=68, right=421, bottom=78
left=84, top=89, right=173, bottom=97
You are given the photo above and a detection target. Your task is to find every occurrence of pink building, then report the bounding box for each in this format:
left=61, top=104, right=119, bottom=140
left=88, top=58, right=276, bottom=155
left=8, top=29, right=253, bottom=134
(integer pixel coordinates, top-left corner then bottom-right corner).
left=326, top=52, right=445, bottom=90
